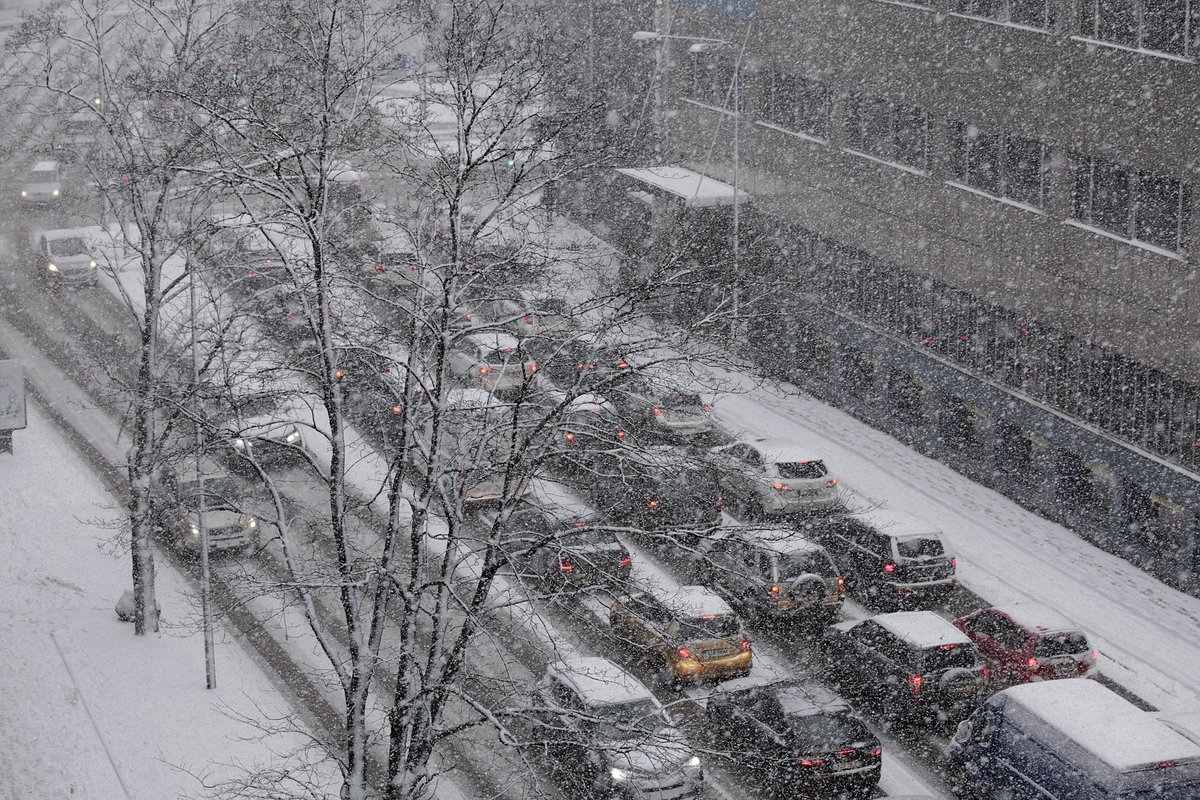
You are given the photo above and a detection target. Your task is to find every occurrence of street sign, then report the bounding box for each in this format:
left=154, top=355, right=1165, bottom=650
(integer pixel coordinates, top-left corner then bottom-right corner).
left=0, top=360, right=27, bottom=432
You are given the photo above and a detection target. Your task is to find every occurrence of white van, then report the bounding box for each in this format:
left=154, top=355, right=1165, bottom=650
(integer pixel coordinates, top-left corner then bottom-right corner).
left=951, top=679, right=1200, bottom=798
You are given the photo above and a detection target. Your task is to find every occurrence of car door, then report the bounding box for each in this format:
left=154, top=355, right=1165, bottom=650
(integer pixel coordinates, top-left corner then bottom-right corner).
left=746, top=693, right=790, bottom=775
left=844, top=621, right=887, bottom=689
left=990, top=614, right=1034, bottom=683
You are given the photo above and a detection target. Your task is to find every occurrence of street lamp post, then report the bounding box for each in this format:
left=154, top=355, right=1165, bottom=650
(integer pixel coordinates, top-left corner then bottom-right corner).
left=633, top=31, right=742, bottom=338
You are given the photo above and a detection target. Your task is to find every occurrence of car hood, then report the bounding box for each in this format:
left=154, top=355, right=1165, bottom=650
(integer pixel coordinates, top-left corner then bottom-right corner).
left=602, top=736, right=691, bottom=775
left=185, top=509, right=246, bottom=527
left=48, top=252, right=93, bottom=265
left=26, top=181, right=60, bottom=191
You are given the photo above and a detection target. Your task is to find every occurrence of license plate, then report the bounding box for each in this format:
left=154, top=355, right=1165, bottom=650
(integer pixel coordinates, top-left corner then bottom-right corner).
left=1054, top=662, right=1077, bottom=675
left=702, top=649, right=732, bottom=660
left=949, top=683, right=976, bottom=694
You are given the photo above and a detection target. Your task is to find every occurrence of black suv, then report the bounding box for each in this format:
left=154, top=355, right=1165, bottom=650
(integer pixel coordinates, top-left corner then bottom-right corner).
left=824, top=611, right=988, bottom=725
left=811, top=508, right=956, bottom=609
left=484, top=505, right=632, bottom=589
left=585, top=444, right=724, bottom=541
left=706, top=677, right=881, bottom=798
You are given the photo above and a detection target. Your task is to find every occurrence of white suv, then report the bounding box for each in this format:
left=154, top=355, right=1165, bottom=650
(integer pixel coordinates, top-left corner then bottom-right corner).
left=534, top=656, right=703, bottom=800
left=21, top=160, right=64, bottom=203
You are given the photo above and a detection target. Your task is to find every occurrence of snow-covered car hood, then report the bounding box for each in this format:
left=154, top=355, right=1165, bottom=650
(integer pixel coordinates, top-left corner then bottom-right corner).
left=601, top=734, right=692, bottom=775
left=185, top=509, right=248, bottom=528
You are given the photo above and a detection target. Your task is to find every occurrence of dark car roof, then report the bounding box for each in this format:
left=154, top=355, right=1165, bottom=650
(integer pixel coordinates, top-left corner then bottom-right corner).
left=717, top=676, right=851, bottom=717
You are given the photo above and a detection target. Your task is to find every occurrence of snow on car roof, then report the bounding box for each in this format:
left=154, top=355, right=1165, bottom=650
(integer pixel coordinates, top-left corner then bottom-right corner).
left=1001, top=679, right=1200, bottom=771
left=553, top=656, right=654, bottom=707
left=31, top=160, right=59, bottom=172
left=844, top=507, right=943, bottom=540
left=745, top=527, right=826, bottom=555
left=875, top=611, right=971, bottom=649
left=566, top=393, right=614, bottom=413
left=993, top=602, right=1085, bottom=635
left=465, top=331, right=521, bottom=352
left=657, top=585, right=734, bottom=619
left=749, top=437, right=823, bottom=463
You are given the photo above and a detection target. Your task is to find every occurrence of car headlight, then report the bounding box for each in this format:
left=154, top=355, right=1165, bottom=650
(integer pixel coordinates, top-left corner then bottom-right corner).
left=88, top=260, right=97, bottom=268
left=189, top=524, right=200, bottom=537
left=232, top=437, right=246, bottom=449
left=51, top=189, right=59, bottom=196
left=285, top=431, right=300, bottom=443
left=247, top=516, right=257, bottom=529
left=47, top=263, right=59, bottom=273
left=686, top=755, right=702, bottom=769
left=20, top=190, right=26, bottom=197
left=609, top=767, right=630, bottom=782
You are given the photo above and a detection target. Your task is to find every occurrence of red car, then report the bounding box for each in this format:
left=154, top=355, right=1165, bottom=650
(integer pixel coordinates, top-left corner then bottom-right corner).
left=953, top=603, right=1098, bottom=686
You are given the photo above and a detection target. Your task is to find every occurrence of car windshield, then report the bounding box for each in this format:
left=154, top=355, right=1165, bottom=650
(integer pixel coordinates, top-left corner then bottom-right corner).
left=179, top=476, right=239, bottom=508
left=681, top=614, right=740, bottom=639
left=592, top=700, right=669, bottom=740
left=921, top=643, right=977, bottom=672
left=775, top=460, right=828, bottom=479
left=660, top=392, right=704, bottom=412
left=29, top=169, right=57, bottom=183
left=896, top=537, right=946, bottom=559
left=1033, top=631, right=1090, bottom=657
left=49, top=237, right=88, bottom=257
left=789, top=712, right=870, bottom=753
left=779, top=551, right=837, bottom=580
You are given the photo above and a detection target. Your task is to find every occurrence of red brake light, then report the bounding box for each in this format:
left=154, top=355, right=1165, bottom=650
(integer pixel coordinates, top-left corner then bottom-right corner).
left=702, top=403, right=712, bottom=411
left=478, top=364, right=490, bottom=375
left=677, top=647, right=692, bottom=659
left=799, top=758, right=825, bottom=767
left=772, top=482, right=788, bottom=490
left=565, top=432, right=575, bottom=443
left=769, top=584, right=781, bottom=594
left=558, top=556, right=573, bottom=572
left=1091, top=650, right=1099, bottom=661
left=390, top=405, right=403, bottom=415
left=502, top=346, right=513, bottom=354
left=528, top=363, right=539, bottom=373
left=246, top=270, right=257, bottom=277
left=740, top=639, right=751, bottom=651
left=982, top=667, right=990, bottom=679
left=939, top=644, right=956, bottom=650
left=884, top=563, right=896, bottom=573
left=523, top=314, right=533, bottom=324
left=1027, top=657, right=1038, bottom=667
left=836, top=576, right=845, bottom=593
left=335, top=369, right=346, bottom=380
left=716, top=494, right=725, bottom=508
left=838, top=748, right=855, bottom=756
left=618, top=361, right=629, bottom=369
left=825, top=478, right=838, bottom=487
left=652, top=407, right=662, bottom=415
left=616, top=430, right=626, bottom=441
left=907, top=674, right=923, bottom=695
left=619, top=551, right=631, bottom=566
left=1158, top=761, right=1177, bottom=768
left=869, top=746, right=882, bottom=757
left=374, top=263, right=386, bottom=272
left=647, top=499, right=659, bottom=509
left=700, top=614, right=717, bottom=620
left=951, top=557, right=958, bottom=568
left=466, top=312, right=475, bottom=322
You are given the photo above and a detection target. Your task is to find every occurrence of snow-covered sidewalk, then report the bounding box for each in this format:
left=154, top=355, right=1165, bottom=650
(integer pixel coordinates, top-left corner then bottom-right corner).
left=0, top=403, right=338, bottom=800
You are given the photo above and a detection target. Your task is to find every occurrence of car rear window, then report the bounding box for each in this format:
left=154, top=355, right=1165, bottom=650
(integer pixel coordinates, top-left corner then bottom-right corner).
left=661, top=393, right=704, bottom=411
left=1033, top=631, right=1090, bottom=657
left=775, top=460, right=828, bottom=480
left=920, top=643, right=978, bottom=672
left=779, top=551, right=837, bottom=580
left=789, top=712, right=871, bottom=753
left=564, top=527, right=619, bottom=548
left=682, top=614, right=741, bottom=639
left=895, top=536, right=946, bottom=559
left=50, top=237, right=88, bottom=257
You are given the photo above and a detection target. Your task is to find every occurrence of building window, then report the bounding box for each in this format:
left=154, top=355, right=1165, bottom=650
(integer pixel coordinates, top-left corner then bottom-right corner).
left=959, top=0, right=1052, bottom=27
left=759, top=72, right=832, bottom=140
left=1072, top=153, right=1191, bottom=252
left=1080, top=0, right=1199, bottom=57
left=844, top=94, right=928, bottom=170
left=953, top=124, right=1049, bottom=207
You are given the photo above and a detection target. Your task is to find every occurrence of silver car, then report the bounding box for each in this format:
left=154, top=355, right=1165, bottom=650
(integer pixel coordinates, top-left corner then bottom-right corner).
left=711, top=437, right=843, bottom=517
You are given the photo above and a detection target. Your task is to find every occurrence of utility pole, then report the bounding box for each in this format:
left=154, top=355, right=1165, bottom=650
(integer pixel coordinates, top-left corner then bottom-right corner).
left=189, top=261, right=217, bottom=689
